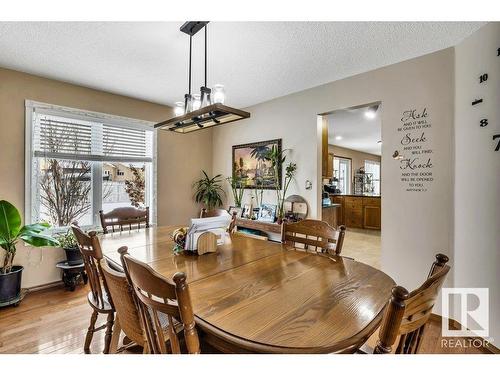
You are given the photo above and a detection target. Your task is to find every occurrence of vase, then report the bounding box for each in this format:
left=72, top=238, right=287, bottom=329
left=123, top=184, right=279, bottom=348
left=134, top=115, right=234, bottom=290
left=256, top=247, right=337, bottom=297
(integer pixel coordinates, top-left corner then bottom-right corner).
left=0, top=265, right=23, bottom=306
left=64, top=246, right=83, bottom=266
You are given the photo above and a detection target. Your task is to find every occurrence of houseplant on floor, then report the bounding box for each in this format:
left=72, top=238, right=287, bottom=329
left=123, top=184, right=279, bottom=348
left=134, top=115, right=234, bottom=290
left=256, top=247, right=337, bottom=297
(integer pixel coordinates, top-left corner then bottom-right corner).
left=0, top=200, right=59, bottom=307
left=193, top=170, right=225, bottom=212
left=55, top=230, right=82, bottom=266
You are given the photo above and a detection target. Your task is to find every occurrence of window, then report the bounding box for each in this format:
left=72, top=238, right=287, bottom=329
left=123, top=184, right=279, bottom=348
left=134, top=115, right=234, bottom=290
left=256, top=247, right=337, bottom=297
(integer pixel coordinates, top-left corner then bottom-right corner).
left=333, top=157, right=351, bottom=194
left=364, top=160, right=381, bottom=195
left=25, top=101, right=156, bottom=229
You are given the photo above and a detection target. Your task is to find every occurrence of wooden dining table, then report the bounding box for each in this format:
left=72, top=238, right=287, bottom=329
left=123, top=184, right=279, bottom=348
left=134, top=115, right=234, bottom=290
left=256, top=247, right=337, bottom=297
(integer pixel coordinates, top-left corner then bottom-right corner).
left=100, top=225, right=395, bottom=354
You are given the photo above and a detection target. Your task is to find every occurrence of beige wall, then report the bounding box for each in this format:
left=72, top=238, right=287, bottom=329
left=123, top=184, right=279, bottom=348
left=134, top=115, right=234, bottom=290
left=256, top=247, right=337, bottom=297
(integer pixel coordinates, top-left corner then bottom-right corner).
left=454, top=22, right=500, bottom=344
left=328, top=144, right=381, bottom=173
left=213, top=48, right=455, bottom=297
left=0, top=67, right=212, bottom=288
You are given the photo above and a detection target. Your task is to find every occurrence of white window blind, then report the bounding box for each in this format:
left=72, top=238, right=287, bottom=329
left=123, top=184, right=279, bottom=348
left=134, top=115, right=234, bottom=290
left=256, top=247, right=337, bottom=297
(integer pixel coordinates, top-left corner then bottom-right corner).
left=33, top=113, right=153, bottom=163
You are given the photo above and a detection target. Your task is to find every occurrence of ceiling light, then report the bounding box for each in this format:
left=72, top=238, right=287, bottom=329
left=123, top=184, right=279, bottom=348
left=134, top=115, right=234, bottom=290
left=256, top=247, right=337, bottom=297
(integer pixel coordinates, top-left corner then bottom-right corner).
left=174, top=102, right=185, bottom=116
left=364, top=104, right=379, bottom=119
left=335, top=136, right=343, bottom=140
left=155, top=22, right=250, bottom=133
left=365, top=110, right=376, bottom=119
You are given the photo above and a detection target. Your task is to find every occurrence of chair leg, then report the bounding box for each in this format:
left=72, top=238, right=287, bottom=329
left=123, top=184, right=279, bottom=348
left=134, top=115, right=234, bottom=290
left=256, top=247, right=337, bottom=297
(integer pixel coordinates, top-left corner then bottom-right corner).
left=108, top=317, right=121, bottom=354
left=84, top=310, right=99, bottom=354
left=103, top=313, right=115, bottom=354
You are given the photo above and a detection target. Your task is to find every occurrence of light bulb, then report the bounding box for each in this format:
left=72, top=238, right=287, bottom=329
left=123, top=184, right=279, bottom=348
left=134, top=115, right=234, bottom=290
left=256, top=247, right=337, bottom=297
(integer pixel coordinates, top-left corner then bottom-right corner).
left=174, top=102, right=185, bottom=116
left=335, top=136, right=343, bottom=140
left=212, top=84, right=225, bottom=104
left=192, top=94, right=201, bottom=111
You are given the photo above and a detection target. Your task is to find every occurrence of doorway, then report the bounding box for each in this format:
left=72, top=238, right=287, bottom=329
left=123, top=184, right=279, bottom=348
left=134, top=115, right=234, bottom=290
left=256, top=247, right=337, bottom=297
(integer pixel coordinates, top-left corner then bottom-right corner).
left=319, top=102, right=382, bottom=269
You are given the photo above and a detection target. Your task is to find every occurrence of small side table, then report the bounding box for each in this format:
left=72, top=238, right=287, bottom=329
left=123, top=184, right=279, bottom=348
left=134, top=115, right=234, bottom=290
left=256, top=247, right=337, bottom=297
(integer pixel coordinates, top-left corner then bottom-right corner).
left=56, top=261, right=88, bottom=291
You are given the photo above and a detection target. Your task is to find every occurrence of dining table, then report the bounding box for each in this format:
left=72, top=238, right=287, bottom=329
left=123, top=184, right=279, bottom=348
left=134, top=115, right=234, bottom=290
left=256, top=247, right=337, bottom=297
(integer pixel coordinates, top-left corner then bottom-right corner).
left=99, top=225, right=395, bottom=354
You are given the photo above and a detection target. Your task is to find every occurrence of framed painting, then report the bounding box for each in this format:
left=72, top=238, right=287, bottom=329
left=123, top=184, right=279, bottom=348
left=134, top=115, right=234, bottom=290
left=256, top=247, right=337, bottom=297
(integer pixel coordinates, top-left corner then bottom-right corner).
left=232, top=139, right=282, bottom=190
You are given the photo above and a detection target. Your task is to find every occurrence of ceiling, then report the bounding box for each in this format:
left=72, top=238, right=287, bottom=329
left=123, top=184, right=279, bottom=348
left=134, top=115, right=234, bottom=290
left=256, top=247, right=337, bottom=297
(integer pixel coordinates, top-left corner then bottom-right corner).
left=328, top=105, right=382, bottom=155
left=0, top=22, right=484, bottom=108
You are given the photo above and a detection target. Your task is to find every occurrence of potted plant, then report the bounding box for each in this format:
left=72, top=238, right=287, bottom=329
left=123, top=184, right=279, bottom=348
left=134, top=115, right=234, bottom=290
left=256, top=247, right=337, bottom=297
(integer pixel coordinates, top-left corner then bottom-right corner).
left=193, top=170, right=225, bottom=211
left=55, top=230, right=82, bottom=266
left=226, top=176, right=244, bottom=207
left=265, top=146, right=298, bottom=223
left=0, top=200, right=59, bottom=306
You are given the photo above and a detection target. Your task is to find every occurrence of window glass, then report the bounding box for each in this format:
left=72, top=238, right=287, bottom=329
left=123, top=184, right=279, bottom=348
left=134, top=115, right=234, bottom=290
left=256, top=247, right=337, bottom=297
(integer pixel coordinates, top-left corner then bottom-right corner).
left=28, top=107, right=154, bottom=229
left=333, top=157, right=351, bottom=194
left=364, top=160, right=381, bottom=195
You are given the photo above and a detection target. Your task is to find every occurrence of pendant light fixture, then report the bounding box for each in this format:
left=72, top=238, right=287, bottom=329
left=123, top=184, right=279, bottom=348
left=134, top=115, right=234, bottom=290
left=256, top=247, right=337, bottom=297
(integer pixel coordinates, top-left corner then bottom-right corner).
left=155, top=21, right=250, bottom=133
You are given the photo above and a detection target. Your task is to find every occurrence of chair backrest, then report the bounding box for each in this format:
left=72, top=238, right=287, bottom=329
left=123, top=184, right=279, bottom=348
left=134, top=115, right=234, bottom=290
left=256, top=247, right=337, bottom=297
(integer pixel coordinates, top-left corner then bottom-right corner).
left=100, top=260, right=145, bottom=346
left=99, top=206, right=150, bottom=234
left=281, top=219, right=346, bottom=255
left=119, top=247, right=200, bottom=354
left=199, top=208, right=228, bottom=218
left=71, top=224, right=112, bottom=310
left=374, top=253, right=451, bottom=354
left=200, top=208, right=237, bottom=233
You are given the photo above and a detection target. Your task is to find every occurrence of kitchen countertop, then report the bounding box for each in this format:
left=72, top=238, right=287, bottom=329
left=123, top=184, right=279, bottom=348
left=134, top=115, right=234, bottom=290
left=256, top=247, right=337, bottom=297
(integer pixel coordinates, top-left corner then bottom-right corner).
left=322, top=203, right=341, bottom=208
left=329, top=194, right=381, bottom=198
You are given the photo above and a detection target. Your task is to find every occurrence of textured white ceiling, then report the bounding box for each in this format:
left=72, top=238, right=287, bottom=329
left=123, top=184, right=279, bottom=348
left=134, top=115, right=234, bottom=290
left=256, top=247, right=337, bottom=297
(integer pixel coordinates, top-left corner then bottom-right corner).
left=328, top=106, right=382, bottom=156
left=0, top=22, right=484, bottom=108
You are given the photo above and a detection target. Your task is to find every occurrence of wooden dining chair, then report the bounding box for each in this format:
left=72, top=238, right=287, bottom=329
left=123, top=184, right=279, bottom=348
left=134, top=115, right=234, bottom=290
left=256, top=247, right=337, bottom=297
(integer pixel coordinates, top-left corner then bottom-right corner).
left=281, top=219, right=346, bottom=255
left=71, top=224, right=115, bottom=354
left=100, top=260, right=147, bottom=353
left=99, top=206, right=150, bottom=234
left=199, top=208, right=229, bottom=218
left=119, top=247, right=201, bottom=354
left=100, top=260, right=184, bottom=353
left=365, top=253, right=451, bottom=354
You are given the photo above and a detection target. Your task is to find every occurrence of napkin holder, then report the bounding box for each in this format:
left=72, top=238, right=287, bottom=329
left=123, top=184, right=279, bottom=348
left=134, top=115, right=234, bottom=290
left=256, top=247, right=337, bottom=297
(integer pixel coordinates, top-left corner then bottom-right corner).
left=196, top=231, right=219, bottom=255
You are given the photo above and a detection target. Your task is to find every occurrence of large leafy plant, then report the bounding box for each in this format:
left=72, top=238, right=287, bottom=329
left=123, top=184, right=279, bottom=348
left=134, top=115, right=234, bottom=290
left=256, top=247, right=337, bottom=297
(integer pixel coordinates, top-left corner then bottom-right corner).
left=193, top=171, right=225, bottom=211
left=0, top=200, right=59, bottom=274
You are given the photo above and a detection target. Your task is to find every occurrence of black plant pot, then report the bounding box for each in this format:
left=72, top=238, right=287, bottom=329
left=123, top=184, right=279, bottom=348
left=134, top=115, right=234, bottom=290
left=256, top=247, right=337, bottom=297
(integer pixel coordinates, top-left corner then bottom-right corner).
left=0, top=265, right=23, bottom=306
left=64, top=246, right=83, bottom=266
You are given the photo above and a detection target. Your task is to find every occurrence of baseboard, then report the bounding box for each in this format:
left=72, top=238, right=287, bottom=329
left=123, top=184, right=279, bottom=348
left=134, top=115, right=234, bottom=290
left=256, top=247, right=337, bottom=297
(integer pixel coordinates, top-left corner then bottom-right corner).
left=430, top=313, right=499, bottom=354
left=26, top=280, right=64, bottom=293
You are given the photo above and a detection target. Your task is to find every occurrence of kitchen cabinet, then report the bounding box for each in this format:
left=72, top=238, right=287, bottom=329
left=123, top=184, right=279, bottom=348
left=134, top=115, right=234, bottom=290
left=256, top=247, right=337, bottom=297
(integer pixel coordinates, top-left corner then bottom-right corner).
left=329, top=195, right=381, bottom=230
left=363, top=197, right=381, bottom=229
left=327, top=153, right=334, bottom=178
left=321, top=118, right=329, bottom=177
left=344, top=197, right=363, bottom=228
left=332, top=195, right=345, bottom=225
left=321, top=205, right=339, bottom=228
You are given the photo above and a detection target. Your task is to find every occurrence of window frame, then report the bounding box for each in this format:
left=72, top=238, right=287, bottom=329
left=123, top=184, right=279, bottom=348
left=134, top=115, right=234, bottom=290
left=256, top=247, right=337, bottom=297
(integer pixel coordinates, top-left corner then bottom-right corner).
left=364, top=159, right=381, bottom=195
left=333, top=156, right=352, bottom=194
left=25, top=100, right=157, bottom=230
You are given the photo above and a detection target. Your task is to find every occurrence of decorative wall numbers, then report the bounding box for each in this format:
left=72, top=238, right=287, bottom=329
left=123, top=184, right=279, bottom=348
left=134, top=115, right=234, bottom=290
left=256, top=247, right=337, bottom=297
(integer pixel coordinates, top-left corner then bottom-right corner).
left=474, top=47, right=499, bottom=151
left=397, top=107, right=434, bottom=193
